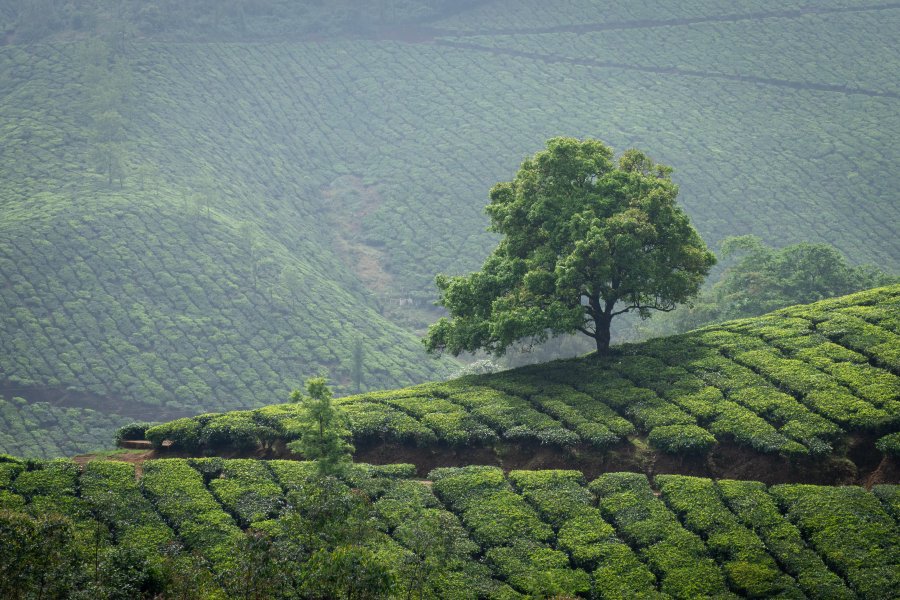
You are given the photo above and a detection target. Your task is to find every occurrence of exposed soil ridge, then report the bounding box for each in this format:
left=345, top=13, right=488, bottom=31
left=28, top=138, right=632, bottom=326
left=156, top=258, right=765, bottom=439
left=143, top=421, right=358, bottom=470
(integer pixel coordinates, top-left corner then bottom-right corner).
left=112, top=432, right=896, bottom=488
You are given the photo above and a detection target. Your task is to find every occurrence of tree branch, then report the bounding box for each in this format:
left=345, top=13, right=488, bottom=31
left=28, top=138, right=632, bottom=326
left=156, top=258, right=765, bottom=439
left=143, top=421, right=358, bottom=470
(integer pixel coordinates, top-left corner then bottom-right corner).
left=575, top=325, right=595, bottom=337
left=612, top=303, right=676, bottom=317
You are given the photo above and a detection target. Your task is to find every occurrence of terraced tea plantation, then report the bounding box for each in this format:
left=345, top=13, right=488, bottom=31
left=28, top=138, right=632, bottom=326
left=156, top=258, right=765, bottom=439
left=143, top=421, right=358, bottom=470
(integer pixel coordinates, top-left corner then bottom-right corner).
left=141, top=286, right=900, bottom=475
left=1, top=457, right=897, bottom=598
left=2, top=0, right=900, bottom=460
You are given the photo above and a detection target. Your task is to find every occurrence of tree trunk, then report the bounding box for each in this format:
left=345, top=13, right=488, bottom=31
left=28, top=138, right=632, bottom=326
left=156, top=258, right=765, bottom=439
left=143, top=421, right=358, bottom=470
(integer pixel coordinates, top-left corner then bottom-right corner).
left=594, top=313, right=612, bottom=354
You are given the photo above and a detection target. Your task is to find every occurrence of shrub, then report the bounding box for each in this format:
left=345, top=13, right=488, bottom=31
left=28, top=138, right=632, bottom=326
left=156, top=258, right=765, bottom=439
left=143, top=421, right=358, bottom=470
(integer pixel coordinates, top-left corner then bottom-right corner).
left=486, top=541, right=590, bottom=598
left=647, top=424, right=716, bottom=454
left=656, top=475, right=802, bottom=598
left=876, top=432, right=900, bottom=457
left=718, top=480, right=852, bottom=598
left=141, top=459, right=243, bottom=572
left=205, top=459, right=283, bottom=526
left=591, top=472, right=732, bottom=598
left=593, top=544, right=665, bottom=599
left=0, top=461, right=24, bottom=488
left=145, top=418, right=202, bottom=450
left=771, top=483, right=900, bottom=598
left=81, top=461, right=174, bottom=551
left=201, top=413, right=267, bottom=450
left=12, top=459, right=78, bottom=500
left=872, top=485, right=900, bottom=523
left=430, top=466, right=552, bottom=548
left=114, top=422, right=152, bottom=443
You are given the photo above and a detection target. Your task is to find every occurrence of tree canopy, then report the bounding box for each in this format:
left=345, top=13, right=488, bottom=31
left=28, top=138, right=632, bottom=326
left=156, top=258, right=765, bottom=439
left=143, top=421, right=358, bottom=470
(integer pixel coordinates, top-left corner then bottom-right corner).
left=658, top=235, right=899, bottom=332
left=424, top=137, right=716, bottom=355
left=287, top=378, right=353, bottom=475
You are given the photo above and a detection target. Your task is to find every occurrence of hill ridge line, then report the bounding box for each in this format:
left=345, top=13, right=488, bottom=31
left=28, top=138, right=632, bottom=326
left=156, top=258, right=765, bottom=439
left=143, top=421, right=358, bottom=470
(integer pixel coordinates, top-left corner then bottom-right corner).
left=432, top=3, right=900, bottom=37
left=434, top=39, right=900, bottom=100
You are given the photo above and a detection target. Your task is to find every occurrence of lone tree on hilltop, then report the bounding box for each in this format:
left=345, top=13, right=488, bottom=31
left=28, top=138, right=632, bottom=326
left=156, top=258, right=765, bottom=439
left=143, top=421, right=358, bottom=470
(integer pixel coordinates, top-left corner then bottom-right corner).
left=424, top=137, right=716, bottom=356
left=288, top=377, right=353, bottom=475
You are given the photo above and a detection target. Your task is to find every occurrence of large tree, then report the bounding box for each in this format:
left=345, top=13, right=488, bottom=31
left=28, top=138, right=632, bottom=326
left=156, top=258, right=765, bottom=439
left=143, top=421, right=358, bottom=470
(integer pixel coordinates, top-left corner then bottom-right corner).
left=424, top=137, right=716, bottom=356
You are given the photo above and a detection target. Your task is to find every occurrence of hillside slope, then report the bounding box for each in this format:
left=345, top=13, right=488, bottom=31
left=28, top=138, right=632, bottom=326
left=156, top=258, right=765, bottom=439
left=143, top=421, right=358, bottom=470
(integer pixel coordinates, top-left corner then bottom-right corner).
left=2, top=1, right=899, bottom=457
left=139, top=286, right=900, bottom=485
left=1, top=457, right=897, bottom=598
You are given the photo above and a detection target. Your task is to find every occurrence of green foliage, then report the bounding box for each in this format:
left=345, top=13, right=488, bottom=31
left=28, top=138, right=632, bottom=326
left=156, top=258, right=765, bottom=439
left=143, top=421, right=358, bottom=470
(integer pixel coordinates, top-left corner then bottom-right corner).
left=141, top=459, right=243, bottom=573
left=425, top=137, right=715, bottom=355
left=876, top=432, right=900, bottom=457
left=486, top=541, right=591, bottom=598
left=80, top=461, right=174, bottom=552
left=658, top=236, right=897, bottom=332
left=431, top=466, right=553, bottom=548
left=0, top=509, right=105, bottom=598
left=5, top=457, right=900, bottom=598
left=655, top=475, right=803, bottom=597
left=647, top=424, right=716, bottom=454
left=872, top=485, right=900, bottom=524
left=717, top=479, right=854, bottom=599
left=449, top=387, right=578, bottom=446
left=771, top=483, right=900, bottom=598
left=508, top=469, right=662, bottom=597
left=147, top=286, right=900, bottom=463
left=286, top=378, right=354, bottom=476
left=0, top=396, right=132, bottom=459
left=4, top=1, right=900, bottom=458
left=205, top=459, right=283, bottom=527
left=114, top=423, right=152, bottom=443
left=590, top=472, right=733, bottom=599
left=12, top=459, right=79, bottom=502
left=145, top=418, right=202, bottom=451
left=374, top=477, right=500, bottom=598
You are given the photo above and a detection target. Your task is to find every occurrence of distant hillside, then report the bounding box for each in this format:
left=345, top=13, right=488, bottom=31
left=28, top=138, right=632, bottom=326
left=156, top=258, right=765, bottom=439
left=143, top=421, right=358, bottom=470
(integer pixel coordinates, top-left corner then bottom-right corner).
left=1, top=457, right=897, bottom=598
left=2, top=1, right=899, bottom=457
left=0, top=0, right=489, bottom=42
left=138, top=286, right=900, bottom=485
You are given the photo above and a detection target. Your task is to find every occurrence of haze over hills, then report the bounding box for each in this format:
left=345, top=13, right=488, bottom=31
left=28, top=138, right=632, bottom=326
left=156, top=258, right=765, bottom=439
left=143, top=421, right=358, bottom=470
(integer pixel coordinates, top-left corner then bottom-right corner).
left=1, top=0, right=899, bottom=458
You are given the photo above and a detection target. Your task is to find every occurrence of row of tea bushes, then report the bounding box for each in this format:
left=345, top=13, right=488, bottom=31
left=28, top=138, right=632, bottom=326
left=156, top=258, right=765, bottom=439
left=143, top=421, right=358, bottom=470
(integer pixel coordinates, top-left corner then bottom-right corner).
left=771, top=484, right=900, bottom=598
left=716, top=479, right=854, bottom=599
left=6, top=0, right=900, bottom=459
left=0, top=395, right=132, bottom=459
left=430, top=466, right=590, bottom=597
left=140, top=459, right=245, bottom=573
left=508, top=469, right=664, bottom=599
left=590, top=472, right=735, bottom=598
left=2, top=456, right=898, bottom=598
left=655, top=475, right=804, bottom=598
left=139, top=287, right=900, bottom=463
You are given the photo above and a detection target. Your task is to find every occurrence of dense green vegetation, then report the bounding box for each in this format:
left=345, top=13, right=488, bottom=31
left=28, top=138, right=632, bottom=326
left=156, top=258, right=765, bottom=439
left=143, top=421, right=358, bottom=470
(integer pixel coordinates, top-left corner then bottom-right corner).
left=2, top=1, right=898, bottom=458
left=641, top=235, right=897, bottom=336
left=142, top=286, right=900, bottom=463
left=0, top=396, right=132, bottom=460
left=2, top=456, right=897, bottom=598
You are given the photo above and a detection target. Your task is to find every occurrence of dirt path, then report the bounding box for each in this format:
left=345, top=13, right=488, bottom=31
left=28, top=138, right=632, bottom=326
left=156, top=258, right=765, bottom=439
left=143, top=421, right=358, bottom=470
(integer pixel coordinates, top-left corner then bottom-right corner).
left=73, top=449, right=155, bottom=478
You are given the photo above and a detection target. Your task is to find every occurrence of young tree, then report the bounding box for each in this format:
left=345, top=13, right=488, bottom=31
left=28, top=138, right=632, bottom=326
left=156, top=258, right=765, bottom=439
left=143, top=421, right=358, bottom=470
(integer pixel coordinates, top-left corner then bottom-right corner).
left=424, top=137, right=715, bottom=356
left=288, top=378, right=354, bottom=475
left=351, top=338, right=364, bottom=394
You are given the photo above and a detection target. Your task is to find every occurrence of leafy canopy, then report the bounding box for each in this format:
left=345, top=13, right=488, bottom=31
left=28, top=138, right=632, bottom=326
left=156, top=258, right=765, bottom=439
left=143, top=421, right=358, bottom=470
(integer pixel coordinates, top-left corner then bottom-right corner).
left=657, top=235, right=899, bottom=333
left=425, top=137, right=715, bottom=355
left=287, top=378, right=353, bottom=475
